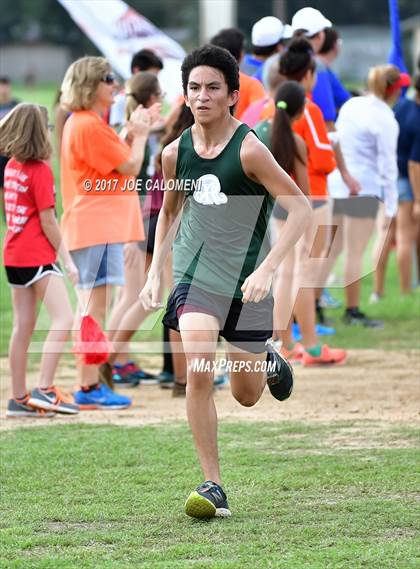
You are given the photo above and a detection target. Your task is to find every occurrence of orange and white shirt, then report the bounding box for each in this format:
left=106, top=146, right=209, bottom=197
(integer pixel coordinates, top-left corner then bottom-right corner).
left=60, top=110, right=144, bottom=251
left=293, top=97, right=336, bottom=199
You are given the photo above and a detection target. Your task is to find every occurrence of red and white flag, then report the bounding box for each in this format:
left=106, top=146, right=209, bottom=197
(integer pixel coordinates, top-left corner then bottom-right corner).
left=57, top=0, right=185, bottom=101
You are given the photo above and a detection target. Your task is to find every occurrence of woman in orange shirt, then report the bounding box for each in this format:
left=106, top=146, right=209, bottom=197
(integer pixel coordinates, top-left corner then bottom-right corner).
left=60, top=56, right=155, bottom=409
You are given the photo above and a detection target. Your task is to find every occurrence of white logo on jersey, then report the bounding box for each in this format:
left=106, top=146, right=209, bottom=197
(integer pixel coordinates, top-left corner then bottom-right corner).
left=194, top=174, right=228, bottom=206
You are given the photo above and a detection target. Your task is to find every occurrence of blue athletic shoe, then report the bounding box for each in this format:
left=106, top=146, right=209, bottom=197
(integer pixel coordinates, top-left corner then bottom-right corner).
left=74, top=384, right=132, bottom=410
left=319, top=289, right=342, bottom=309
left=292, top=323, right=335, bottom=341
left=315, top=323, right=336, bottom=336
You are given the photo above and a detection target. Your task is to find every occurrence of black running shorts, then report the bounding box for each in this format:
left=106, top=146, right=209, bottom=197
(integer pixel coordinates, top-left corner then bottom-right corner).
left=163, top=283, right=273, bottom=354
left=5, top=263, right=62, bottom=287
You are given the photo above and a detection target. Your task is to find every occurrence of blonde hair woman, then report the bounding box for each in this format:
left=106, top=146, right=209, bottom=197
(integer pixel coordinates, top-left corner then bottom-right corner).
left=60, top=56, right=156, bottom=409
left=0, top=103, right=79, bottom=417
left=325, top=64, right=409, bottom=326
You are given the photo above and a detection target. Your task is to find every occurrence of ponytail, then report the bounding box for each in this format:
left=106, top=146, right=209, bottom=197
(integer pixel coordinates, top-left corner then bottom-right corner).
left=367, top=64, right=401, bottom=101
left=270, top=81, right=306, bottom=175
left=271, top=108, right=296, bottom=174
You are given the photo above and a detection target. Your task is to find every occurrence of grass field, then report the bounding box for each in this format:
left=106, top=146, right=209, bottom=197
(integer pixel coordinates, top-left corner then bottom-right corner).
left=1, top=422, right=419, bottom=569
left=1, top=85, right=419, bottom=569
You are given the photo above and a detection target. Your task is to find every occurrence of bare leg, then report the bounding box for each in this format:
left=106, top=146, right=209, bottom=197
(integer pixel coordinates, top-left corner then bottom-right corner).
left=293, top=289, right=318, bottom=348
left=34, top=275, right=74, bottom=389
left=170, top=329, right=186, bottom=384
left=272, top=220, right=288, bottom=339
left=294, top=205, right=330, bottom=348
left=272, top=219, right=297, bottom=347
left=9, top=287, right=37, bottom=399
left=227, top=344, right=266, bottom=406
left=273, top=249, right=295, bottom=342
left=343, top=216, right=376, bottom=308
left=76, top=285, right=112, bottom=387
left=313, top=201, right=333, bottom=299
left=396, top=202, right=419, bottom=293
left=315, top=212, right=344, bottom=295
left=108, top=250, right=150, bottom=364
left=179, top=312, right=220, bottom=484
left=373, top=205, right=395, bottom=296
left=108, top=299, right=149, bottom=366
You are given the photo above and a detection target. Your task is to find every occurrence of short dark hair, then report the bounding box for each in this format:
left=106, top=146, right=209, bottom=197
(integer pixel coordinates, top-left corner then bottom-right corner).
left=252, top=43, right=280, bottom=57
left=279, top=38, right=316, bottom=82
left=131, top=49, right=163, bottom=73
left=319, top=27, right=339, bottom=55
left=0, top=76, right=11, bottom=85
left=210, top=28, right=244, bottom=62
left=181, top=44, right=239, bottom=94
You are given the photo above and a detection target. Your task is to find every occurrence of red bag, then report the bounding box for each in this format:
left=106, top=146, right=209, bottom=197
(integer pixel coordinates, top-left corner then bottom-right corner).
left=73, top=315, right=112, bottom=365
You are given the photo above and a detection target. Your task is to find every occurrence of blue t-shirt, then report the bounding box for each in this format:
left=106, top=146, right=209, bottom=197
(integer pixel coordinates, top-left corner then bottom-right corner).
left=394, top=97, right=420, bottom=178
left=312, top=61, right=350, bottom=122
left=241, top=54, right=264, bottom=83
left=327, top=69, right=350, bottom=110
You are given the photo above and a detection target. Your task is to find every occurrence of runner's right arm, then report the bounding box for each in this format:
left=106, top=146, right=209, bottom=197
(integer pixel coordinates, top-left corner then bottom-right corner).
left=139, top=138, right=185, bottom=310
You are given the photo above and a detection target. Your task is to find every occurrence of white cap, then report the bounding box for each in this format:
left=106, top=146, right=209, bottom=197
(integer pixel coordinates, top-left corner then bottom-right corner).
left=291, top=7, right=332, bottom=37
left=252, top=16, right=287, bottom=47
left=282, top=24, right=293, bottom=40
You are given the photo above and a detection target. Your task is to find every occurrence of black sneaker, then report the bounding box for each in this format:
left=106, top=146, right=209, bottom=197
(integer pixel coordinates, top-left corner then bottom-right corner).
left=185, top=481, right=231, bottom=519
left=266, top=340, right=294, bottom=401
left=157, top=370, right=175, bottom=389
left=343, top=309, right=384, bottom=328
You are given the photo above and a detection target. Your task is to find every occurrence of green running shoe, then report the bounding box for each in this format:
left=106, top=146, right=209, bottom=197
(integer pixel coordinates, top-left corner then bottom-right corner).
left=185, top=481, right=231, bottom=519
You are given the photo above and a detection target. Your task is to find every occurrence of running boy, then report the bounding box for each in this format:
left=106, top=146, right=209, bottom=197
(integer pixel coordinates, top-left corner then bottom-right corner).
left=140, top=45, right=311, bottom=518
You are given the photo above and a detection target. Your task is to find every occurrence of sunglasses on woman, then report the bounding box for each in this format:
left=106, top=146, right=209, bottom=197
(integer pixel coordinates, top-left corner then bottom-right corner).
left=101, top=73, right=116, bottom=85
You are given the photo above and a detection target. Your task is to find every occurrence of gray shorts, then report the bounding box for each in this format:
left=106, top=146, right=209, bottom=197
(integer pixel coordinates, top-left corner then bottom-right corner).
left=71, top=243, right=125, bottom=289
left=333, top=197, right=379, bottom=218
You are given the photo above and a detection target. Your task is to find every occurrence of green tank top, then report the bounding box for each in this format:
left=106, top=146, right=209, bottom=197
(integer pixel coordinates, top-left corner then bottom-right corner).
left=173, top=123, right=273, bottom=299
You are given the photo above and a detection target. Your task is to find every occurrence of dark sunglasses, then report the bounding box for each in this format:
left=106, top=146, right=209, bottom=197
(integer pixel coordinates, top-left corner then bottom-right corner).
left=101, top=73, right=116, bottom=85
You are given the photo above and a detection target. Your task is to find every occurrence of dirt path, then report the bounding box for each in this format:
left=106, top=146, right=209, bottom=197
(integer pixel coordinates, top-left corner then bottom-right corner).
left=0, top=349, right=419, bottom=430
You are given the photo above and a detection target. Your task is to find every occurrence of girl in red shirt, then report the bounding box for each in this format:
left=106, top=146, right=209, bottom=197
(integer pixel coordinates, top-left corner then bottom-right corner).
left=0, top=103, right=79, bottom=417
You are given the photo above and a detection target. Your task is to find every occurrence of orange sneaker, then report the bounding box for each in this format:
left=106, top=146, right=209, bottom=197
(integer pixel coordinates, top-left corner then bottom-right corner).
left=301, top=344, right=347, bottom=367
left=280, top=342, right=304, bottom=363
